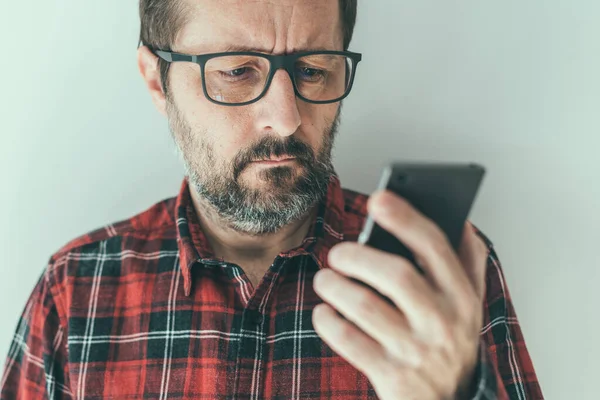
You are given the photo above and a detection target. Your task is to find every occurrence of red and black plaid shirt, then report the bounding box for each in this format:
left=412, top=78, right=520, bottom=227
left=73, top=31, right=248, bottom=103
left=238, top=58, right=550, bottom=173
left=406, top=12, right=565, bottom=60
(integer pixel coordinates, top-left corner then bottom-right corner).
left=1, top=175, right=542, bottom=399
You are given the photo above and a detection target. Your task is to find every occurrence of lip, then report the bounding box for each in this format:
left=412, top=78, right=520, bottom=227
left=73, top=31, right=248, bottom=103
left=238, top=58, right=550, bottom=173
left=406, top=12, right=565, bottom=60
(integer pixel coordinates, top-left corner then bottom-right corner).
left=252, top=157, right=297, bottom=165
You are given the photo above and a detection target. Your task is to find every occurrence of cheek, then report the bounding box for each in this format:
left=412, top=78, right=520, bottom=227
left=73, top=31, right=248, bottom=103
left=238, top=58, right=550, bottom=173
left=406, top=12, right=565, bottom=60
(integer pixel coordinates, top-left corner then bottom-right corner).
left=298, top=102, right=339, bottom=149
left=211, top=109, right=256, bottom=161
left=171, top=68, right=254, bottom=159
left=170, top=63, right=203, bottom=99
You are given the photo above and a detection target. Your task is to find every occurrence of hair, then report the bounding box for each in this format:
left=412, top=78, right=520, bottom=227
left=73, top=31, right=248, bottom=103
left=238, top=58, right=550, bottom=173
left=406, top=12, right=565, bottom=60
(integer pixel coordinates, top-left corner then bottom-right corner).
left=138, top=0, right=358, bottom=95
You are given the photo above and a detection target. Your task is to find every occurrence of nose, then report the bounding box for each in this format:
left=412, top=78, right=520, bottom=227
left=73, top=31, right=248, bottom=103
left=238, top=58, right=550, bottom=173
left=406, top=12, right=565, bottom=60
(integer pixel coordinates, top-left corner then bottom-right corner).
left=254, top=69, right=301, bottom=138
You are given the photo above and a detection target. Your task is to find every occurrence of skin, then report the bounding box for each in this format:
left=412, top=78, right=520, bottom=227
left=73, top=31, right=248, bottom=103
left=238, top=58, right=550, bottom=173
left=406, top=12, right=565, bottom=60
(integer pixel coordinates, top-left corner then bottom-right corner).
left=137, top=0, right=342, bottom=279
left=313, top=192, right=489, bottom=399
left=137, top=0, right=489, bottom=398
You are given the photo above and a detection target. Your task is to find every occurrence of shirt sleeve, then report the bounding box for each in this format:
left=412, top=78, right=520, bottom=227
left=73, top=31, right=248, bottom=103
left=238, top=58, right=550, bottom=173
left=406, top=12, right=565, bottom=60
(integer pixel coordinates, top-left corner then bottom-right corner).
left=1, top=267, right=73, bottom=400
left=465, top=231, right=544, bottom=400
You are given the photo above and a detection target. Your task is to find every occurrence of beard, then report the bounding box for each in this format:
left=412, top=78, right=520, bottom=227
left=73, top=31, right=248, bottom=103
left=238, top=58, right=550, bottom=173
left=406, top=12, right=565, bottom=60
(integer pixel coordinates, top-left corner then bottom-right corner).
left=166, top=99, right=340, bottom=236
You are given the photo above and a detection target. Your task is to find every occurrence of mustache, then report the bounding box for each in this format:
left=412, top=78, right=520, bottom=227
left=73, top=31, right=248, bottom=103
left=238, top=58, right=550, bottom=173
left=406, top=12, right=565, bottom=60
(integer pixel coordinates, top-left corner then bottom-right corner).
left=232, top=136, right=316, bottom=180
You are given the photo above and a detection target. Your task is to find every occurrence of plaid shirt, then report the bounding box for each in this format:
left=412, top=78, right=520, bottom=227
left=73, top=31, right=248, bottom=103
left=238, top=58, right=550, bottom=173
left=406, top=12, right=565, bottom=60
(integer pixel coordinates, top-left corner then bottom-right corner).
left=1, top=175, right=543, bottom=399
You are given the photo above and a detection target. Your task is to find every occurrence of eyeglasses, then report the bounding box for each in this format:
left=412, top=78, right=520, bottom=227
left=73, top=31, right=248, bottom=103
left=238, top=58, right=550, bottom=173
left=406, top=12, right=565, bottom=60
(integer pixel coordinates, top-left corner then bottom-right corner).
left=151, top=48, right=362, bottom=106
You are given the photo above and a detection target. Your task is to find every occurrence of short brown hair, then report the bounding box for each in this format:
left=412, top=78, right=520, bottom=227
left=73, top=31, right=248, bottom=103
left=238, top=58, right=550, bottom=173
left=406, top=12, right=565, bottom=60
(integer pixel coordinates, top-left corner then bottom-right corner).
left=138, top=0, right=358, bottom=95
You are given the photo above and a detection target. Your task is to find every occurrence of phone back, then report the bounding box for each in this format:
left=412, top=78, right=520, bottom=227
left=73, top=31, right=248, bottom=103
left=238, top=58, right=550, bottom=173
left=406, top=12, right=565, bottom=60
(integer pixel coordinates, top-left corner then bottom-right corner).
left=358, top=163, right=485, bottom=266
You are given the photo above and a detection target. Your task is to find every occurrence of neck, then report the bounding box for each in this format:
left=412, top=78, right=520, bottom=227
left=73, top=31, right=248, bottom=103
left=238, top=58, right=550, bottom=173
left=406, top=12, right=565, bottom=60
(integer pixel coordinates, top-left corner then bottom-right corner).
left=189, top=185, right=318, bottom=264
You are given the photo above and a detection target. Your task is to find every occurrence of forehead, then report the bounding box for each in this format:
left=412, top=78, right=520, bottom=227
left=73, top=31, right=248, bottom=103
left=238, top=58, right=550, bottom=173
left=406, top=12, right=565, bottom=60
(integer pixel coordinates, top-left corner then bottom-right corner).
left=175, top=0, right=342, bottom=54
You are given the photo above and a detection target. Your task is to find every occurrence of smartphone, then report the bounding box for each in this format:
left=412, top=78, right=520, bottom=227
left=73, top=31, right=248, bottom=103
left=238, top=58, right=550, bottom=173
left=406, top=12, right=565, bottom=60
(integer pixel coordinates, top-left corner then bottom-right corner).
left=357, top=162, right=486, bottom=272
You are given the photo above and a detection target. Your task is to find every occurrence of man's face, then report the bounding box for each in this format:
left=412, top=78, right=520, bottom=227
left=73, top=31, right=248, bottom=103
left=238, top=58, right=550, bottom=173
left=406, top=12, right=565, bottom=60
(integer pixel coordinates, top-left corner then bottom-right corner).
left=165, top=0, right=344, bottom=235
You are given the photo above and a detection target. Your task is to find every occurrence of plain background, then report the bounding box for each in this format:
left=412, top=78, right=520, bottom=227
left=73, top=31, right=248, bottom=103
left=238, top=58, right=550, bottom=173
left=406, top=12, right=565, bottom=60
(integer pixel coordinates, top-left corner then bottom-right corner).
left=1, top=0, right=598, bottom=398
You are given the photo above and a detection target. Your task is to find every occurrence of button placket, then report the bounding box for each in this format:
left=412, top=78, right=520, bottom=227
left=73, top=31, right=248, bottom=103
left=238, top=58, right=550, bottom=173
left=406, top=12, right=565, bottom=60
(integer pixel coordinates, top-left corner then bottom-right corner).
left=243, top=308, right=263, bottom=328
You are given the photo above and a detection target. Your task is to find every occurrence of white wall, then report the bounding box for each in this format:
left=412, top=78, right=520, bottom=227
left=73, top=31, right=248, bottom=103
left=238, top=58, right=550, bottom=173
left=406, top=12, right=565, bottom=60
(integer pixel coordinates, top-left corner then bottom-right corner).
left=1, top=0, right=598, bottom=398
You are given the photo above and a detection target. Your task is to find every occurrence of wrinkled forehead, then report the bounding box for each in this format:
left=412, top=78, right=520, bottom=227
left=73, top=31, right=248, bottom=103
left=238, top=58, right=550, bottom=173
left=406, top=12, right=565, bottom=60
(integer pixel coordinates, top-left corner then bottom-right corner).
left=175, top=0, right=342, bottom=54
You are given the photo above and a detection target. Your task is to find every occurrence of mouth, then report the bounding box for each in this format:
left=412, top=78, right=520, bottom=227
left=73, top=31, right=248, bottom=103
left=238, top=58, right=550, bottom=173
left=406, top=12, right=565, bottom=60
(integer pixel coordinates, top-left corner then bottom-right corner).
left=251, top=157, right=297, bottom=165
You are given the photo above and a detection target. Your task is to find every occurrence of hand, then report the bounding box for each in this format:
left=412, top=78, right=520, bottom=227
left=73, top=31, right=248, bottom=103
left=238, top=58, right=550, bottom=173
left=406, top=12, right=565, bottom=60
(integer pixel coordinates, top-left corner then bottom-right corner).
left=312, top=190, right=489, bottom=400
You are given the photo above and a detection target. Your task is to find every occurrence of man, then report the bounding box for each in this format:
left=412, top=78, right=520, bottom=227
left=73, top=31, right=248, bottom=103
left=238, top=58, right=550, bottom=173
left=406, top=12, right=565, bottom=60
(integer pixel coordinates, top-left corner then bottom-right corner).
left=1, top=0, right=543, bottom=398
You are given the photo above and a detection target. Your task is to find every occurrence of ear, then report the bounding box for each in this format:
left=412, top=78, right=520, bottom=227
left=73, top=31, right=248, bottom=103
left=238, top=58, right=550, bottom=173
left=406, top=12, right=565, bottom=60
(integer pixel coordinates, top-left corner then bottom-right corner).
left=137, top=46, right=167, bottom=116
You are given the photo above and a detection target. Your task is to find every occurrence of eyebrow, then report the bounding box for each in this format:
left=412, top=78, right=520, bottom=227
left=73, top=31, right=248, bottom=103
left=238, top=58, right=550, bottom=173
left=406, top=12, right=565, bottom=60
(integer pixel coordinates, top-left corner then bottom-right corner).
left=219, top=44, right=335, bottom=54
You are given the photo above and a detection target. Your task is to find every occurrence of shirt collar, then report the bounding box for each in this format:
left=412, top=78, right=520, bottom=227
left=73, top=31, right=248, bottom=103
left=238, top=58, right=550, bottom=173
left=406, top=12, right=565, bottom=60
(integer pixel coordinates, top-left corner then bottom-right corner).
left=175, top=174, right=346, bottom=296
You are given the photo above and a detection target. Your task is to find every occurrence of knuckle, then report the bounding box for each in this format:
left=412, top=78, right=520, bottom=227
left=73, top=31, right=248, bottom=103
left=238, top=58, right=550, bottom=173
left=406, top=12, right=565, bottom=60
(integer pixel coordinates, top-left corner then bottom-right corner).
left=384, top=366, right=407, bottom=386
left=427, top=228, right=452, bottom=257
left=336, top=320, right=355, bottom=345
left=383, top=368, right=417, bottom=399
left=422, top=305, right=445, bottom=328
left=407, top=341, right=428, bottom=369
left=434, top=239, right=453, bottom=260
left=353, top=290, right=374, bottom=317
left=435, top=321, right=457, bottom=350
left=391, top=262, right=414, bottom=287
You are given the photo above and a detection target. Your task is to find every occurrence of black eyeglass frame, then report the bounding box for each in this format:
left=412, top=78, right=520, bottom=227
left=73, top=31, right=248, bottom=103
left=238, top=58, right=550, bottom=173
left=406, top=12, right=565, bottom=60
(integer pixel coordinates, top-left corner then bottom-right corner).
left=151, top=48, right=362, bottom=106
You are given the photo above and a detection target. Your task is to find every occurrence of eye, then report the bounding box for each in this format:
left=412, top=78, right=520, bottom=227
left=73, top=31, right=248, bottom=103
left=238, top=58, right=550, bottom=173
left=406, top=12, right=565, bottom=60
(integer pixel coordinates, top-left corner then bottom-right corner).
left=223, top=67, right=248, bottom=77
left=216, top=67, right=257, bottom=83
left=297, top=67, right=325, bottom=81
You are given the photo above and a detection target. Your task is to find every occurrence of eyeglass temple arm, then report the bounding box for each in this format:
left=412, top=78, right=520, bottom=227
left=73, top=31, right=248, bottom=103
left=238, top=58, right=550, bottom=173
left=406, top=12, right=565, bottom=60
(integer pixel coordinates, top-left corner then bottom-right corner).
left=153, top=50, right=197, bottom=63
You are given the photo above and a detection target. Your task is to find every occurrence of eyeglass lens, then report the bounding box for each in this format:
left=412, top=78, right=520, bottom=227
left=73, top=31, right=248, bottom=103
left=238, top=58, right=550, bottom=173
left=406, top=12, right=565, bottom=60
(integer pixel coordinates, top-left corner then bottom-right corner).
left=203, top=54, right=354, bottom=104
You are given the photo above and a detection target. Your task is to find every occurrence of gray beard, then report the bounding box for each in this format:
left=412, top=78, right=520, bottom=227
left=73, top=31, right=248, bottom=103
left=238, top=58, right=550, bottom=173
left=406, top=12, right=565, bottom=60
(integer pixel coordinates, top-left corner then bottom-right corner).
left=167, top=100, right=340, bottom=236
